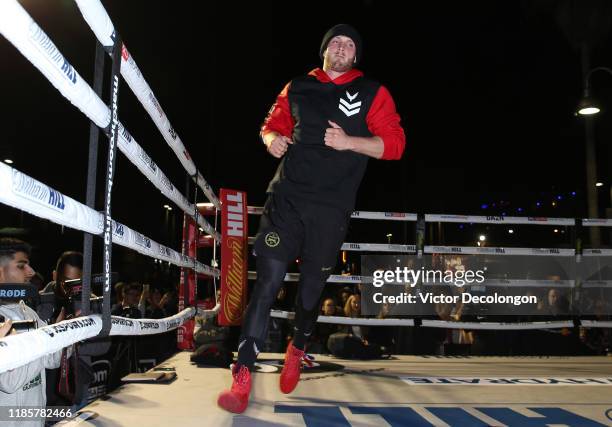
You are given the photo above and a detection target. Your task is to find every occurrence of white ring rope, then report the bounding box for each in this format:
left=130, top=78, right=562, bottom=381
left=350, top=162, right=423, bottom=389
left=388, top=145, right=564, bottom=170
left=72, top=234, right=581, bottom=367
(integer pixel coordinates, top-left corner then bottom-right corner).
left=581, top=281, right=612, bottom=288
left=582, top=218, right=612, bottom=227
left=75, top=0, right=221, bottom=209
left=0, top=308, right=196, bottom=374
left=248, top=271, right=580, bottom=289
left=425, top=214, right=575, bottom=226
left=0, top=0, right=220, bottom=242
left=270, top=311, right=609, bottom=331
left=583, top=249, right=612, bottom=256
left=270, top=310, right=415, bottom=326
left=421, top=320, right=575, bottom=330
left=72, top=0, right=220, bottom=210
left=246, top=237, right=417, bottom=254
left=340, top=243, right=417, bottom=253
left=581, top=320, right=612, bottom=329
left=247, top=271, right=372, bottom=284
left=0, top=163, right=219, bottom=277
left=424, top=246, right=575, bottom=256
left=247, top=206, right=418, bottom=221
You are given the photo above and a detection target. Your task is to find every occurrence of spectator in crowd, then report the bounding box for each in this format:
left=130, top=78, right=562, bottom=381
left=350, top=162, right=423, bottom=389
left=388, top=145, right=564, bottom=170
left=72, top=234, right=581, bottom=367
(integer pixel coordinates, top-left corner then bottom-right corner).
left=111, top=282, right=143, bottom=318
left=114, top=282, right=124, bottom=306
left=540, top=288, right=570, bottom=317
left=309, top=297, right=340, bottom=354
left=0, top=238, right=64, bottom=427
left=337, top=287, right=353, bottom=313
left=327, top=294, right=384, bottom=359
left=145, top=286, right=166, bottom=319
left=41, top=251, right=83, bottom=297
left=160, top=288, right=178, bottom=316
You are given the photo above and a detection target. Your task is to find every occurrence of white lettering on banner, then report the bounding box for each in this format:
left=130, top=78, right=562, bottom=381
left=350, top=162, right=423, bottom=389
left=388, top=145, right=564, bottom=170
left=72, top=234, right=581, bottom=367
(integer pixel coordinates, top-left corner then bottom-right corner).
left=103, top=74, right=120, bottom=295
left=0, top=289, right=27, bottom=298
left=225, top=192, right=244, bottom=237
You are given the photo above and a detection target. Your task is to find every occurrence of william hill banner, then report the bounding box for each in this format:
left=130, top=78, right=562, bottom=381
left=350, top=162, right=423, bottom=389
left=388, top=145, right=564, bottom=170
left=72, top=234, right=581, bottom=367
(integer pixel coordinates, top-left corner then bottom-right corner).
left=219, top=189, right=248, bottom=326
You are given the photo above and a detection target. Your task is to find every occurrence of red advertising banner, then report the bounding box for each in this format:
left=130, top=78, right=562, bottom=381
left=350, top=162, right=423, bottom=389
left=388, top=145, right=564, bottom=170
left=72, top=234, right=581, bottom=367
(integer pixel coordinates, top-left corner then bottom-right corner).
left=177, top=213, right=197, bottom=350
left=219, top=189, right=248, bottom=326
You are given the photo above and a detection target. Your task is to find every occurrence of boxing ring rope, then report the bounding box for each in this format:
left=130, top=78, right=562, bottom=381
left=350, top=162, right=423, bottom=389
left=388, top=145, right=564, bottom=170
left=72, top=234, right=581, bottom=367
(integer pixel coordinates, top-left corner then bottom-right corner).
left=0, top=0, right=223, bottom=375
left=425, top=213, right=575, bottom=226
left=73, top=0, right=220, bottom=210
left=0, top=163, right=218, bottom=277
left=0, top=0, right=220, bottom=242
left=243, top=206, right=612, bottom=329
left=0, top=308, right=196, bottom=373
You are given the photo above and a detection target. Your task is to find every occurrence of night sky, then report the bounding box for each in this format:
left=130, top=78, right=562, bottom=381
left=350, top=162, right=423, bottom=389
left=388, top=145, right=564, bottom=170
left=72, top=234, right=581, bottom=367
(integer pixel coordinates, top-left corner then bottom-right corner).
left=1, top=0, right=612, bottom=279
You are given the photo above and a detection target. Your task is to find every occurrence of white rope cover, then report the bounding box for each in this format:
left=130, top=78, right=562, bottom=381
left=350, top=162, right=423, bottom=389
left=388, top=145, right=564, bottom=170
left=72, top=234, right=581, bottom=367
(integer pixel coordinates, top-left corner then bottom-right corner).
left=581, top=320, right=612, bottom=328
left=426, top=214, right=575, bottom=226
left=425, top=245, right=575, bottom=256
left=270, top=310, right=415, bottom=326
left=0, top=163, right=219, bottom=277
left=247, top=271, right=372, bottom=284
left=247, top=206, right=418, bottom=222
left=73, top=0, right=220, bottom=210
left=0, top=0, right=219, bottom=242
left=421, top=319, right=575, bottom=330
left=582, top=218, right=612, bottom=227
left=0, top=308, right=196, bottom=373
left=583, top=249, right=612, bottom=256
left=270, top=311, right=598, bottom=331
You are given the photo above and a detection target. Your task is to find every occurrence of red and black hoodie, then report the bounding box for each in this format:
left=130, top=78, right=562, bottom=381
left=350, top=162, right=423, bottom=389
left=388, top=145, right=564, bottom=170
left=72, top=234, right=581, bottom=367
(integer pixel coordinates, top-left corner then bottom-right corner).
left=261, top=68, right=405, bottom=211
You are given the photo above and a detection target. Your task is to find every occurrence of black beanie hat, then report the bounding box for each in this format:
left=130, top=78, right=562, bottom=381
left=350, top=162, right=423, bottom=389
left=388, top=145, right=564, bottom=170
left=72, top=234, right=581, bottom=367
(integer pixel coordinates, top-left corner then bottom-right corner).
left=319, top=24, right=362, bottom=65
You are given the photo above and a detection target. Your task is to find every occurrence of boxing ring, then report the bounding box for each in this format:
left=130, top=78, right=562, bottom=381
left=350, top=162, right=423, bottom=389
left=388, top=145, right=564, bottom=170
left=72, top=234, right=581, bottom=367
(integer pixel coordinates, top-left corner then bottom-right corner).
left=0, top=1, right=612, bottom=426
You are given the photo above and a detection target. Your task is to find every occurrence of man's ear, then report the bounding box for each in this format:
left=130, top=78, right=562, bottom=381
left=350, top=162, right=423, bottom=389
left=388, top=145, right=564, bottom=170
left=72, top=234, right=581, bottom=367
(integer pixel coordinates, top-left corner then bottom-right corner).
left=52, top=270, right=57, bottom=282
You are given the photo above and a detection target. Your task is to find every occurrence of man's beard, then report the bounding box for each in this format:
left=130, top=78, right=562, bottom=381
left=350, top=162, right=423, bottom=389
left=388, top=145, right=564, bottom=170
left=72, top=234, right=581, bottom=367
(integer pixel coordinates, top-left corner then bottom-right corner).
left=329, top=57, right=352, bottom=72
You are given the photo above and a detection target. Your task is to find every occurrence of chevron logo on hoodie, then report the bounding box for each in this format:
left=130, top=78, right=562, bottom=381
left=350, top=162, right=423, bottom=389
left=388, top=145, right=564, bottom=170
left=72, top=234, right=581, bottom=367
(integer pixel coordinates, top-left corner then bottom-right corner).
left=338, top=91, right=361, bottom=117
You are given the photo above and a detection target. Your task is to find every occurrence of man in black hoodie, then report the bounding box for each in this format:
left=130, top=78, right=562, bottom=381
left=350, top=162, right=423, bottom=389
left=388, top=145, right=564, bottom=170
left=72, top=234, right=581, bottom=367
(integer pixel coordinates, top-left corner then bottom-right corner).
left=218, top=24, right=406, bottom=413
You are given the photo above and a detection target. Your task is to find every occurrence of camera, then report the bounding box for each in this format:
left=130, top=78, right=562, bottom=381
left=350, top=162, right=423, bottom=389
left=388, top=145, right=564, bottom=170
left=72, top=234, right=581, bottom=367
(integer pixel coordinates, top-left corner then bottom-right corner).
left=55, top=274, right=113, bottom=318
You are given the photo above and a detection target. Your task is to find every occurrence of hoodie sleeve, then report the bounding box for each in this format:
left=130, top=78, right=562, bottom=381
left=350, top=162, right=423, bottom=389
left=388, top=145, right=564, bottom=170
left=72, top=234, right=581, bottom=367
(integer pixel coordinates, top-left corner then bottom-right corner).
left=260, top=82, right=295, bottom=141
left=366, top=85, right=406, bottom=160
left=0, top=358, right=46, bottom=394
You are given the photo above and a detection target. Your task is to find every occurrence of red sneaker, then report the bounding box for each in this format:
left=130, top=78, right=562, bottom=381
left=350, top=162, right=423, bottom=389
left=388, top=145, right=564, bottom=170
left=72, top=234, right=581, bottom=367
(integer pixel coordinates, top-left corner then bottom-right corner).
left=279, top=342, right=313, bottom=394
left=217, top=364, right=252, bottom=413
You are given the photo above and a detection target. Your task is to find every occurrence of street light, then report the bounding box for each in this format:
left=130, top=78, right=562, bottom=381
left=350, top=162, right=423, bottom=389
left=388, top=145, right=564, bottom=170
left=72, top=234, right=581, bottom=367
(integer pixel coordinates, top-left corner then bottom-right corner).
left=577, top=67, right=612, bottom=115
left=577, top=66, right=612, bottom=246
